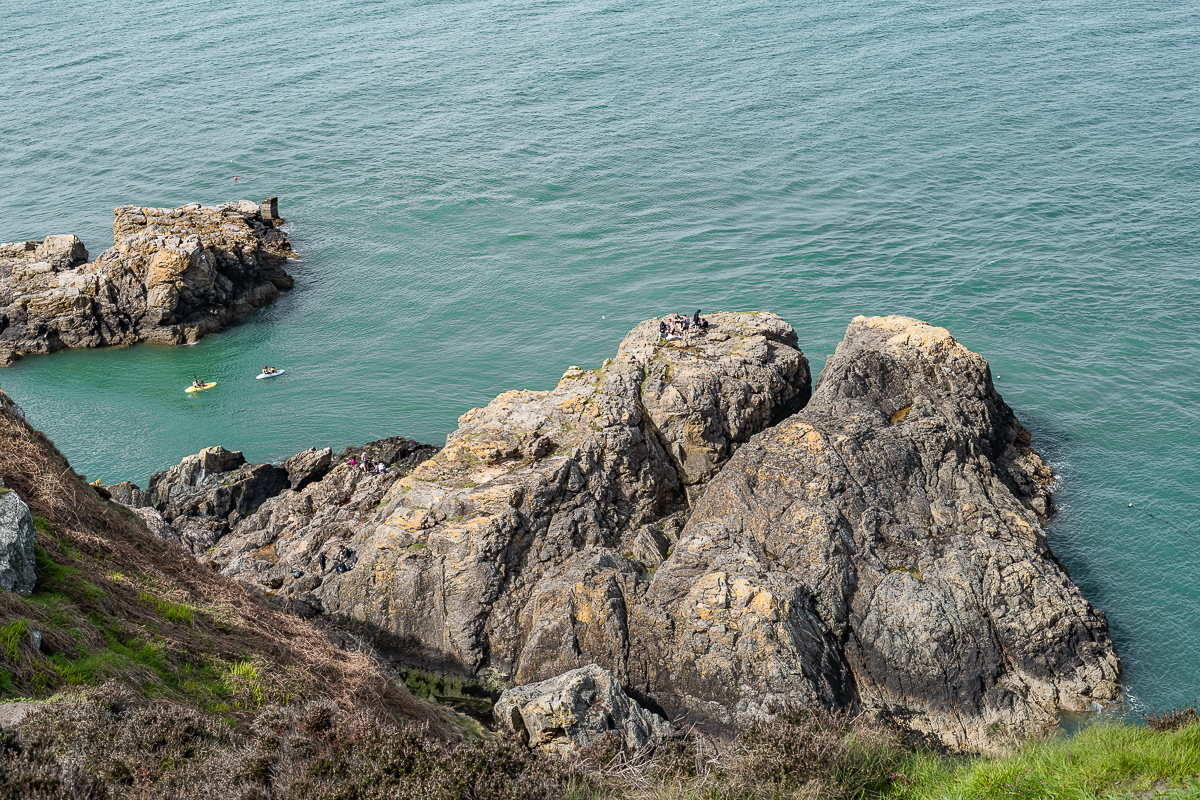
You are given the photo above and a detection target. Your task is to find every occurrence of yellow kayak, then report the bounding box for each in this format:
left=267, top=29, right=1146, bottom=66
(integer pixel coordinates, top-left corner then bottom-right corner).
left=185, top=381, right=217, bottom=394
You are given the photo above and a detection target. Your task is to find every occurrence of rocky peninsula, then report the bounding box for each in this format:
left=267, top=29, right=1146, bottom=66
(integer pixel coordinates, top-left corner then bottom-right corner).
left=0, top=200, right=295, bottom=364
left=102, top=312, right=1121, bottom=753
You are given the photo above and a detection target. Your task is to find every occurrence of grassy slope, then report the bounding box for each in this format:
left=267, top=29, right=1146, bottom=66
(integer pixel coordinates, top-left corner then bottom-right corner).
left=890, top=723, right=1200, bottom=800
left=0, top=403, right=439, bottom=726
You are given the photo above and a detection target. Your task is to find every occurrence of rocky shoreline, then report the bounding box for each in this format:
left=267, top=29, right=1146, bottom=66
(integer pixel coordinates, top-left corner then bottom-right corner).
left=97, top=312, right=1121, bottom=753
left=0, top=200, right=295, bottom=364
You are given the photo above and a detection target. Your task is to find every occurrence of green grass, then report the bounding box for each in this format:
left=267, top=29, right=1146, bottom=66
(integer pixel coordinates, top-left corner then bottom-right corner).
left=0, top=619, right=29, bottom=661
left=137, top=591, right=195, bottom=625
left=887, top=723, right=1200, bottom=800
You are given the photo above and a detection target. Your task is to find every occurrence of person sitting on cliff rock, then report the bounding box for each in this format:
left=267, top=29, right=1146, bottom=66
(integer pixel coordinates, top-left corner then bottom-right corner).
left=376, top=461, right=386, bottom=475
left=658, top=320, right=669, bottom=341
left=348, top=456, right=356, bottom=467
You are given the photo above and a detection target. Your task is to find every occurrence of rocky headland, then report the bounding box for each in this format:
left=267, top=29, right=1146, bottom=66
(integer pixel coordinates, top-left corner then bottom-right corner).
left=0, top=200, right=295, bottom=364
left=100, top=312, right=1121, bottom=753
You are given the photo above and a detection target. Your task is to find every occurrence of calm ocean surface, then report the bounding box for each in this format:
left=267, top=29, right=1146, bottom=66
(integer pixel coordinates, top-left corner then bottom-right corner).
left=1, top=0, right=1196, bottom=717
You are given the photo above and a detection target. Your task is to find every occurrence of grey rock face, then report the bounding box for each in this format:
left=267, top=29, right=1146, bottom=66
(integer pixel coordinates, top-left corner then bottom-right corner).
left=627, top=315, right=1119, bottom=750
left=308, top=312, right=809, bottom=678
left=0, top=701, right=38, bottom=729
left=283, top=447, right=333, bottom=491
left=495, top=664, right=673, bottom=755
left=0, top=386, right=24, bottom=420
left=0, top=202, right=295, bottom=365
left=107, top=446, right=288, bottom=553
left=0, top=489, right=37, bottom=595
left=336, top=437, right=437, bottom=471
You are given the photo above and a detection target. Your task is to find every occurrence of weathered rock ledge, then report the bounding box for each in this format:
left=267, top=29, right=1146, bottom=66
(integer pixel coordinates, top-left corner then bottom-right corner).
left=0, top=200, right=295, bottom=364
left=104, top=312, right=1120, bottom=753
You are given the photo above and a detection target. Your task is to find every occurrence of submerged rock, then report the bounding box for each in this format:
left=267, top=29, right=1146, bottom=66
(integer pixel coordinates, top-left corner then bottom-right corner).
left=0, top=488, right=37, bottom=595
left=0, top=201, right=295, bottom=364
left=495, top=664, right=673, bottom=755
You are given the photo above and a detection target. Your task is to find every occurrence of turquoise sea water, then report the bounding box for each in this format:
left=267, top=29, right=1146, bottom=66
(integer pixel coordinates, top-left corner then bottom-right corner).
left=1, top=0, right=1197, bottom=717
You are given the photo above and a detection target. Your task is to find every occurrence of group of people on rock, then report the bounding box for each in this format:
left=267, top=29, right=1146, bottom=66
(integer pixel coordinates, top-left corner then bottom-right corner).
left=308, top=544, right=358, bottom=577
left=658, top=309, right=711, bottom=340
left=347, top=454, right=387, bottom=475
left=287, top=544, right=359, bottom=584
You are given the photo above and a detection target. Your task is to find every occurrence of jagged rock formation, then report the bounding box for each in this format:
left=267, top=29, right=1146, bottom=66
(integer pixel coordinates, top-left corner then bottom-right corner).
left=107, top=438, right=438, bottom=566
left=173, top=312, right=806, bottom=671
left=0, top=201, right=295, bottom=364
left=0, top=483, right=36, bottom=595
left=107, top=313, right=1120, bottom=752
left=307, top=312, right=808, bottom=677
left=495, top=664, right=673, bottom=755
left=626, top=315, right=1120, bottom=750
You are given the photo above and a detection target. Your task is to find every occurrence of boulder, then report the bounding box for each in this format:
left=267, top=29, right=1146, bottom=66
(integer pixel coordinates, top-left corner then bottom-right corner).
left=0, top=701, right=38, bottom=729
left=626, top=315, right=1120, bottom=750
left=494, top=664, right=673, bottom=755
left=0, top=489, right=37, bottom=595
left=0, top=202, right=296, bottom=364
left=283, top=447, right=333, bottom=490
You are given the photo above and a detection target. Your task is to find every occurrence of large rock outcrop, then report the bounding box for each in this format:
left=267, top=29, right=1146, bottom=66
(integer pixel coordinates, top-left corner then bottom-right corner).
left=0, top=201, right=295, bottom=364
left=494, top=664, right=673, bottom=755
left=0, top=483, right=37, bottom=595
left=625, top=316, right=1119, bottom=750
left=204, top=313, right=809, bottom=679
left=117, top=313, right=1118, bottom=753
left=312, top=313, right=808, bottom=678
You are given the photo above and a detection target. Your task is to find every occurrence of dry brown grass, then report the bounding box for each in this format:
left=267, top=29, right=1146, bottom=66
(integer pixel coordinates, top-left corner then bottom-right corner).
left=0, top=407, right=445, bottom=732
